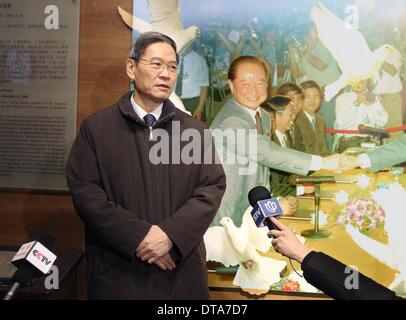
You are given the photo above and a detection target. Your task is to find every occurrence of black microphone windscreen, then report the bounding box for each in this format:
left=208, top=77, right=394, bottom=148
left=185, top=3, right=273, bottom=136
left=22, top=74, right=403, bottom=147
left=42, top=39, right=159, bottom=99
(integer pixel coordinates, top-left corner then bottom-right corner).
left=38, top=233, right=55, bottom=249
left=248, top=186, right=271, bottom=207
left=12, top=265, right=34, bottom=286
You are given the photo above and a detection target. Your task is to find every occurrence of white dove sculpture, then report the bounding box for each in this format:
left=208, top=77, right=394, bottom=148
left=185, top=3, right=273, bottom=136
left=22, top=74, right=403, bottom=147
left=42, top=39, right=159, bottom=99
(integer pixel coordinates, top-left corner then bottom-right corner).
left=345, top=183, right=406, bottom=295
left=310, top=2, right=394, bottom=101
left=204, top=208, right=287, bottom=293
left=118, top=0, right=199, bottom=54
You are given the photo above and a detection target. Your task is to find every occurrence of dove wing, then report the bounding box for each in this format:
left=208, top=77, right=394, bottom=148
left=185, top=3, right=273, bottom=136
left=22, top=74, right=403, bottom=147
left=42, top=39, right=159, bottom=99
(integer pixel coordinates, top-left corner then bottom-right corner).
left=346, top=224, right=393, bottom=266
left=148, top=0, right=184, bottom=32
left=204, top=226, right=240, bottom=267
left=242, top=207, right=273, bottom=253
left=311, top=3, right=372, bottom=72
left=117, top=6, right=152, bottom=33
left=372, top=184, right=406, bottom=246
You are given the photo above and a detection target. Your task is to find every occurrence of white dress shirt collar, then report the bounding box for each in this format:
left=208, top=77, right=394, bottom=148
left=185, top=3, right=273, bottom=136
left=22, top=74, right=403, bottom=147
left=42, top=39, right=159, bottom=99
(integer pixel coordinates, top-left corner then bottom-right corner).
left=303, top=111, right=316, bottom=127
left=274, top=129, right=287, bottom=148
left=131, top=93, right=163, bottom=121
left=234, top=99, right=261, bottom=124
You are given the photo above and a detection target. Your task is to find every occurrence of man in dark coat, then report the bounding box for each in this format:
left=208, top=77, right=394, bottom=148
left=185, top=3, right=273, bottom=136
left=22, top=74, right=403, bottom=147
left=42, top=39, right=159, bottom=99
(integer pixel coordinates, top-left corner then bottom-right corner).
left=65, top=32, right=226, bottom=299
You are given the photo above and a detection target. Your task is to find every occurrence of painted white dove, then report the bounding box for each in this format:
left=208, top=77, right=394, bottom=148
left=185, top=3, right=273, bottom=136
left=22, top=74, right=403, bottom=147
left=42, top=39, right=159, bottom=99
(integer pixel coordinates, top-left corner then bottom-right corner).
left=204, top=208, right=287, bottom=292
left=310, top=2, right=394, bottom=101
left=118, top=0, right=199, bottom=54
left=345, top=183, right=406, bottom=295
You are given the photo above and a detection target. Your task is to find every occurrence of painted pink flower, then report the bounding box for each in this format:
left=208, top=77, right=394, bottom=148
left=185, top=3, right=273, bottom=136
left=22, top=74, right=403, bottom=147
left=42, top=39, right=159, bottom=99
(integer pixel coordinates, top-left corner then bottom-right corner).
left=338, top=198, right=386, bottom=234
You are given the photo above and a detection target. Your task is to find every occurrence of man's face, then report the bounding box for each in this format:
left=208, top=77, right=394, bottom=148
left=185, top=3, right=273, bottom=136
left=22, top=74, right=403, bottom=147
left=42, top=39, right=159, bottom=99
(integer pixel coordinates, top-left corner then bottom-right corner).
left=303, top=88, right=321, bottom=115
left=285, top=90, right=304, bottom=115
left=276, top=103, right=296, bottom=133
left=126, top=42, right=177, bottom=105
left=228, top=63, right=268, bottom=110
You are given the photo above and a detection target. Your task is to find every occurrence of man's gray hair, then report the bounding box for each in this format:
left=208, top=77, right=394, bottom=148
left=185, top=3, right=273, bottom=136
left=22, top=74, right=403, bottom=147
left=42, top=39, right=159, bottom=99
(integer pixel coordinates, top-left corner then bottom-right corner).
left=129, top=31, right=179, bottom=63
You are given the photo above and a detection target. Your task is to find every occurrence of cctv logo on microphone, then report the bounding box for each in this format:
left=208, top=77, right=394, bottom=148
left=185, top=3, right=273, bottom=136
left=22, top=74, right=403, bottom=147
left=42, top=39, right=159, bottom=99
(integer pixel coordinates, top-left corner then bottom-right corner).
left=264, top=200, right=278, bottom=213
left=27, top=242, right=56, bottom=273
left=251, top=198, right=283, bottom=227
left=32, top=249, right=53, bottom=266
left=12, top=241, right=56, bottom=274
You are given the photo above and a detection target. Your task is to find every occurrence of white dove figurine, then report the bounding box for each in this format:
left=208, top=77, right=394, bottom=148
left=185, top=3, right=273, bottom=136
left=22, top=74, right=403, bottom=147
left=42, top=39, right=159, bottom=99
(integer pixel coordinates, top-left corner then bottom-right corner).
left=310, top=2, right=394, bottom=101
left=204, top=208, right=286, bottom=292
left=118, top=0, right=199, bottom=54
left=345, top=183, right=406, bottom=295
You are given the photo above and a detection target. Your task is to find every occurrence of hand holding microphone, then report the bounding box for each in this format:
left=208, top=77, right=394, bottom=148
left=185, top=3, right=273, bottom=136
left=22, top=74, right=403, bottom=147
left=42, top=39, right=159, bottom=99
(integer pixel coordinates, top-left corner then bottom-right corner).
left=268, top=217, right=311, bottom=264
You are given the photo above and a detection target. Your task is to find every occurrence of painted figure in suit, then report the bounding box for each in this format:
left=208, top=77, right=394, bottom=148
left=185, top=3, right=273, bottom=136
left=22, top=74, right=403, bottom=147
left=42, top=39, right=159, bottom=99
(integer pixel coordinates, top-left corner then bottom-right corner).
left=276, top=83, right=305, bottom=142
left=265, top=96, right=314, bottom=204
left=341, top=133, right=406, bottom=172
left=210, top=56, right=341, bottom=227
left=293, top=80, right=330, bottom=156
left=367, top=134, right=406, bottom=171
left=276, top=82, right=305, bottom=116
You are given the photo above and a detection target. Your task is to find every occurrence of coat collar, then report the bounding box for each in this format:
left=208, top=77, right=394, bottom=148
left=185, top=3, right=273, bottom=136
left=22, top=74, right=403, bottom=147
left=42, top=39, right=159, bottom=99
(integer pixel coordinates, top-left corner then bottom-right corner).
left=118, top=91, right=177, bottom=128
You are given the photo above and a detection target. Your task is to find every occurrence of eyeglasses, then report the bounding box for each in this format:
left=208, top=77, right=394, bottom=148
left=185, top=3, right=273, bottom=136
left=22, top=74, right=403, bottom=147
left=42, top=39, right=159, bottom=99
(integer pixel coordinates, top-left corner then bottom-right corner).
left=134, top=58, right=179, bottom=74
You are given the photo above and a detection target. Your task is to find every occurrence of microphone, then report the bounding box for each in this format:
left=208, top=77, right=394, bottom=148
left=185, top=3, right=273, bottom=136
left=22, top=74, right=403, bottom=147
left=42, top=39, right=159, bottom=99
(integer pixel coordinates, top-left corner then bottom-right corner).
left=358, top=124, right=390, bottom=139
left=3, top=233, right=56, bottom=300
left=248, top=186, right=283, bottom=230
left=288, top=175, right=336, bottom=185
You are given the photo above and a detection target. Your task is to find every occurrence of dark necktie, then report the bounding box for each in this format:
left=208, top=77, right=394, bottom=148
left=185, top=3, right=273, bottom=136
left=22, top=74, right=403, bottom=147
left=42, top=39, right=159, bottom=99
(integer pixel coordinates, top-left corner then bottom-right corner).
left=143, top=114, right=157, bottom=128
left=255, top=111, right=264, bottom=135
left=143, top=114, right=157, bottom=140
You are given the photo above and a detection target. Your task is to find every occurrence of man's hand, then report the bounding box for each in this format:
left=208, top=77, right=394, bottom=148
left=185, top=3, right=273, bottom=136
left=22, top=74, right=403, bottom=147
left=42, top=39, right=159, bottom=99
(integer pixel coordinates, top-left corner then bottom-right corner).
left=279, top=196, right=297, bottom=216
left=136, top=225, right=173, bottom=264
left=268, top=217, right=311, bottom=263
left=154, top=253, right=176, bottom=271
left=322, top=154, right=341, bottom=172
left=339, top=154, right=361, bottom=171
left=193, top=108, right=204, bottom=121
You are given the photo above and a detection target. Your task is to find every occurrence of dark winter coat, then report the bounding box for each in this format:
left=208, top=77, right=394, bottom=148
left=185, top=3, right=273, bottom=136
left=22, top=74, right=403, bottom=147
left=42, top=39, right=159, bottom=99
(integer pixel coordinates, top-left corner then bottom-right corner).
left=66, top=91, right=226, bottom=299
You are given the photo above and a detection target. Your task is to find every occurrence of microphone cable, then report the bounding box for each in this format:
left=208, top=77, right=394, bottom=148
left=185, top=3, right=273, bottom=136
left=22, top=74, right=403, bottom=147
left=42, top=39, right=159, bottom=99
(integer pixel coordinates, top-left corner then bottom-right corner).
left=289, top=258, right=303, bottom=278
